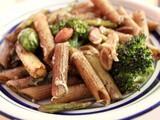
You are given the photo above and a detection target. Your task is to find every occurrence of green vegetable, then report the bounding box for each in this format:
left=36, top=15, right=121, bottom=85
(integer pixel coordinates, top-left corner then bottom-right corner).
left=85, top=19, right=117, bottom=28
left=51, top=18, right=89, bottom=47
left=38, top=100, right=95, bottom=113
left=110, top=34, right=154, bottom=94
left=18, top=28, right=39, bottom=52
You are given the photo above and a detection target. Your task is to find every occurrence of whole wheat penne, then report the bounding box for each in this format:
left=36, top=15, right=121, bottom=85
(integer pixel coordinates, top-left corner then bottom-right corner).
left=67, top=76, right=83, bottom=86
left=0, top=40, right=14, bottom=68
left=0, top=66, right=28, bottom=83
left=123, top=16, right=140, bottom=35
left=51, top=42, right=69, bottom=100
left=6, top=76, right=43, bottom=91
left=99, top=26, right=132, bottom=42
left=19, top=84, right=52, bottom=102
left=52, top=84, right=92, bottom=103
left=116, top=26, right=133, bottom=34
left=133, top=10, right=149, bottom=43
left=116, top=6, right=140, bottom=35
left=7, top=10, right=49, bottom=43
left=16, top=43, right=47, bottom=78
left=80, top=45, right=99, bottom=55
left=116, top=6, right=128, bottom=16
left=85, top=54, right=123, bottom=100
left=148, top=20, right=159, bottom=32
left=70, top=48, right=110, bottom=104
left=34, top=13, right=54, bottom=65
left=91, top=0, right=123, bottom=23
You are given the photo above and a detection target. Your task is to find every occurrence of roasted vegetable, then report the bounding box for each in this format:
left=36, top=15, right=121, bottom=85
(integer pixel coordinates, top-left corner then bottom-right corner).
left=39, top=100, right=95, bottom=113
left=110, top=34, right=154, bottom=93
left=18, top=28, right=39, bottom=52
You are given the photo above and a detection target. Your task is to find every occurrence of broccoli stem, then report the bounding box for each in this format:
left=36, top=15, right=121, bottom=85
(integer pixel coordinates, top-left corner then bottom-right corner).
left=38, top=100, right=95, bottom=113
left=85, top=19, right=117, bottom=28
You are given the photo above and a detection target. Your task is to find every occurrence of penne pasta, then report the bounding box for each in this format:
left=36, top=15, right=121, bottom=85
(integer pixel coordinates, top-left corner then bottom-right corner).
left=91, top=0, right=123, bottom=23
left=148, top=20, right=159, bottom=32
left=6, top=76, right=43, bottom=91
left=133, top=10, right=149, bottom=43
left=116, top=26, right=133, bottom=34
left=51, top=42, right=69, bottom=100
left=84, top=54, right=123, bottom=100
left=16, top=42, right=47, bottom=78
left=71, top=6, right=95, bottom=14
left=0, top=66, right=28, bottom=83
left=34, top=13, right=55, bottom=66
left=70, top=48, right=110, bottom=104
left=73, top=1, right=93, bottom=10
left=52, top=84, right=92, bottom=103
left=99, top=26, right=132, bottom=42
left=116, top=6, right=140, bottom=36
left=0, top=40, right=14, bottom=68
left=19, top=84, right=52, bottom=102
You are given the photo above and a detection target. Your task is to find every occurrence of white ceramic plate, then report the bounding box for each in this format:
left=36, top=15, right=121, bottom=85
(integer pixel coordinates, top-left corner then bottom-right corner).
left=0, top=0, right=160, bottom=120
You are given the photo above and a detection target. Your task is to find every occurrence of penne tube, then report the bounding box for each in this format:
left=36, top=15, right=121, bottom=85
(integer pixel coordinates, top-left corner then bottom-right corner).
left=116, top=6, right=140, bottom=35
left=34, top=13, right=55, bottom=65
left=116, top=6, right=128, bottom=16
left=80, top=45, right=99, bottom=55
left=52, top=84, right=92, bottom=103
left=51, top=42, right=69, bottom=100
left=0, top=40, right=14, bottom=68
left=148, top=20, right=159, bottom=32
left=91, top=0, right=123, bottom=23
left=84, top=54, right=123, bottom=100
left=133, top=10, right=149, bottom=43
left=123, top=16, right=140, bottom=35
left=116, top=26, right=133, bottom=34
left=19, top=84, right=52, bottom=102
left=7, top=10, right=49, bottom=44
left=16, top=42, right=47, bottom=78
left=6, top=76, right=43, bottom=91
left=0, top=66, right=28, bottom=83
left=70, top=48, right=110, bottom=104
left=99, top=26, right=132, bottom=42
left=67, top=76, right=83, bottom=86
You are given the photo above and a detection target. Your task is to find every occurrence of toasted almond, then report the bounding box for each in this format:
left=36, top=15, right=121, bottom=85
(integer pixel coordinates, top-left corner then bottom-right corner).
left=55, top=28, right=73, bottom=43
left=89, top=27, right=102, bottom=44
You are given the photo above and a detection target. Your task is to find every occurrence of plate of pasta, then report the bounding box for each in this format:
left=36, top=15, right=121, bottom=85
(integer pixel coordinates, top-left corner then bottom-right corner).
left=0, top=0, right=160, bottom=119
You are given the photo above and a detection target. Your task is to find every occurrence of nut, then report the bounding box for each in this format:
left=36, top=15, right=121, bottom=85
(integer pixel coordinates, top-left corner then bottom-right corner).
left=55, top=28, right=74, bottom=43
left=89, top=27, right=102, bottom=44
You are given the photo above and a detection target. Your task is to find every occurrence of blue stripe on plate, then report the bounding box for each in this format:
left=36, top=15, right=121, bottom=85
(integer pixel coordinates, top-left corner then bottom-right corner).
left=0, top=111, right=20, bottom=120
left=121, top=101, right=160, bottom=120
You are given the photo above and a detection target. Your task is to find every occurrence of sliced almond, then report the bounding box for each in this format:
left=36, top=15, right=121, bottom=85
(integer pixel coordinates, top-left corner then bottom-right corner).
left=89, top=27, right=102, bottom=44
left=55, top=28, right=73, bottom=43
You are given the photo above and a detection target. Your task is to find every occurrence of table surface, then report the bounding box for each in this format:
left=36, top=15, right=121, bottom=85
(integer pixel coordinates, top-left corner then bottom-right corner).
left=0, top=0, right=159, bottom=120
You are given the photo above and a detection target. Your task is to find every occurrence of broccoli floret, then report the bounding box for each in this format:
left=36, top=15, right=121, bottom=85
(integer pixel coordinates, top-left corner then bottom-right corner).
left=51, top=18, right=89, bottom=47
left=110, top=34, right=154, bottom=94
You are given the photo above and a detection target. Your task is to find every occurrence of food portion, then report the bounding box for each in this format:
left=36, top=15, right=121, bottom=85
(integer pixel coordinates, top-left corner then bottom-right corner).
left=0, top=0, right=159, bottom=113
